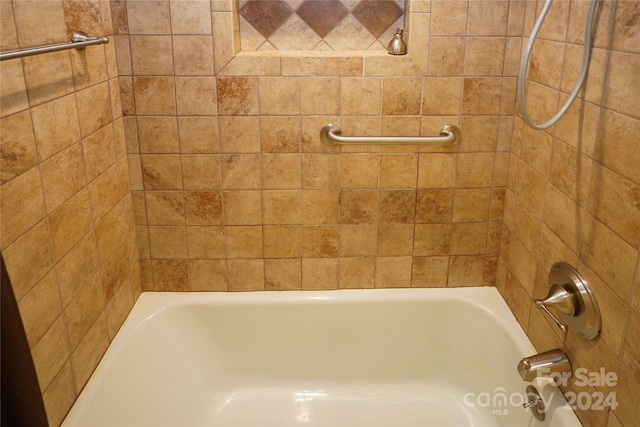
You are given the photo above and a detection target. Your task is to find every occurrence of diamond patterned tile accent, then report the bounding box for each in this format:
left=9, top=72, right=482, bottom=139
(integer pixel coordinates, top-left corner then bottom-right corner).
left=239, top=0, right=293, bottom=39
left=296, top=0, right=349, bottom=38
left=238, top=0, right=405, bottom=52
left=352, top=0, right=403, bottom=38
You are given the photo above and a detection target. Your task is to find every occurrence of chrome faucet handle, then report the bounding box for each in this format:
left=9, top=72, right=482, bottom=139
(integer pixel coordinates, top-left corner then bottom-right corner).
left=534, top=283, right=575, bottom=333
left=535, top=298, right=569, bottom=333
left=535, top=263, right=601, bottom=340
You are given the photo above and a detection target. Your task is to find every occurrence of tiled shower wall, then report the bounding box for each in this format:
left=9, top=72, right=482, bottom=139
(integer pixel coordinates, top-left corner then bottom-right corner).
left=118, top=0, right=519, bottom=293
left=1, top=0, right=638, bottom=426
left=0, top=0, right=141, bottom=425
left=497, top=1, right=640, bottom=426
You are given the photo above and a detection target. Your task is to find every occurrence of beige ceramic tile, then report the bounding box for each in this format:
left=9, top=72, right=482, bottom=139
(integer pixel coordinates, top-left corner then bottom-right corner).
left=83, top=125, right=117, bottom=182
left=375, top=256, right=412, bottom=288
left=217, top=77, right=259, bottom=115
left=415, top=189, right=453, bottom=223
left=31, top=94, right=81, bottom=161
left=382, top=78, right=422, bottom=115
left=70, top=314, right=109, bottom=393
left=227, top=259, right=265, bottom=291
left=49, top=190, right=93, bottom=261
left=588, top=163, right=640, bottom=248
left=226, top=225, right=263, bottom=258
left=339, top=190, right=377, bottom=224
left=263, top=225, right=301, bottom=258
left=145, top=191, right=185, bottom=226
left=580, top=215, right=636, bottom=302
left=137, top=116, right=179, bottom=153
left=341, top=78, right=381, bottom=115
left=178, top=117, right=220, bottom=153
left=42, top=361, right=76, bottom=427
left=170, top=0, right=212, bottom=34
left=0, top=111, right=37, bottom=184
left=187, top=226, right=226, bottom=259
left=133, top=77, right=176, bottom=115
left=301, top=190, right=339, bottom=225
left=417, top=153, right=456, bottom=188
left=130, top=35, right=174, bottom=75
left=17, top=271, right=61, bottom=349
left=458, top=116, right=500, bottom=154
left=0, top=59, right=29, bottom=117
left=456, top=153, right=495, bottom=188
left=182, top=155, right=221, bottom=190
left=422, top=77, right=462, bottom=114
left=105, top=281, right=135, bottom=339
left=339, top=225, right=377, bottom=256
left=260, top=116, right=300, bottom=153
left=265, top=259, right=302, bottom=291
left=219, top=117, right=261, bottom=153
left=258, top=77, right=299, bottom=115
left=152, top=259, right=190, bottom=291
left=126, top=0, right=171, bottom=34
left=22, top=50, right=74, bottom=107
left=63, top=276, right=104, bottom=351
left=338, top=257, right=375, bottom=289
left=32, top=316, right=69, bottom=393
left=176, top=77, right=218, bottom=115
left=377, top=224, right=414, bottom=256
left=452, top=189, right=492, bottom=222
left=339, top=154, right=379, bottom=189
left=302, top=154, right=339, bottom=189
left=521, top=126, right=552, bottom=177
left=431, top=0, right=468, bottom=36
left=173, top=36, right=215, bottom=75
left=462, top=78, right=502, bottom=115
left=148, top=226, right=188, bottom=259
left=466, top=0, right=508, bottom=36
left=411, top=256, right=448, bottom=288
left=262, top=154, right=301, bottom=190
left=140, top=154, right=183, bottom=190
left=450, top=222, right=488, bottom=255
left=302, top=258, right=338, bottom=290
left=413, top=223, right=450, bottom=256
left=184, top=191, right=223, bottom=225
left=302, top=225, right=339, bottom=257
left=0, top=166, right=46, bottom=249
left=2, top=220, right=56, bottom=301
left=262, top=190, right=301, bottom=225
left=190, top=260, right=227, bottom=291
left=220, top=154, right=261, bottom=189
left=223, top=190, right=262, bottom=225
left=40, top=143, right=87, bottom=214
left=464, top=38, right=506, bottom=77
left=378, top=190, right=416, bottom=223
left=300, top=77, right=340, bottom=115
left=379, top=154, right=418, bottom=188
left=428, top=37, right=464, bottom=76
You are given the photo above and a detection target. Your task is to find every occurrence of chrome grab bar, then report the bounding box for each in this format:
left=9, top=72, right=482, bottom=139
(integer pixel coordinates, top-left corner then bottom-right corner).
left=320, top=124, right=461, bottom=146
left=0, top=31, right=109, bottom=61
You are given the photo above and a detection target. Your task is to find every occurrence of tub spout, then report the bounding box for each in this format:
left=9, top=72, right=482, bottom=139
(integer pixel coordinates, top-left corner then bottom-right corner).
left=517, top=349, right=572, bottom=382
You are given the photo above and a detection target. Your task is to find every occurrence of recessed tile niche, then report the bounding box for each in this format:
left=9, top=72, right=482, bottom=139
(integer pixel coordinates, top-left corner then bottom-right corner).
left=238, top=0, right=407, bottom=52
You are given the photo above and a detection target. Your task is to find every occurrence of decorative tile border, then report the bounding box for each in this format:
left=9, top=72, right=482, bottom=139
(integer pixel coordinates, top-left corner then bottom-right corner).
left=238, top=0, right=404, bottom=52
left=215, top=0, right=430, bottom=77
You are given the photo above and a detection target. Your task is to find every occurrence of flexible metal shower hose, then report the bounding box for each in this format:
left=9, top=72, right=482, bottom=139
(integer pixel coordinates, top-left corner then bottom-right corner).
left=518, top=0, right=598, bottom=130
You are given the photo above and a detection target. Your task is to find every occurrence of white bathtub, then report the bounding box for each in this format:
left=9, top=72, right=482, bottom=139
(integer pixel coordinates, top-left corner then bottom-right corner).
left=63, top=288, right=580, bottom=426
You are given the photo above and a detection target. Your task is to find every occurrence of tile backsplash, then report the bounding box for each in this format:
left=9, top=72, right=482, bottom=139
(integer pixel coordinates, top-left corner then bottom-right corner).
left=0, top=0, right=638, bottom=426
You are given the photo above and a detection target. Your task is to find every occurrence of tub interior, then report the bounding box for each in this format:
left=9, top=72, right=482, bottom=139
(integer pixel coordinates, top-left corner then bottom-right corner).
left=63, top=288, right=580, bottom=426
